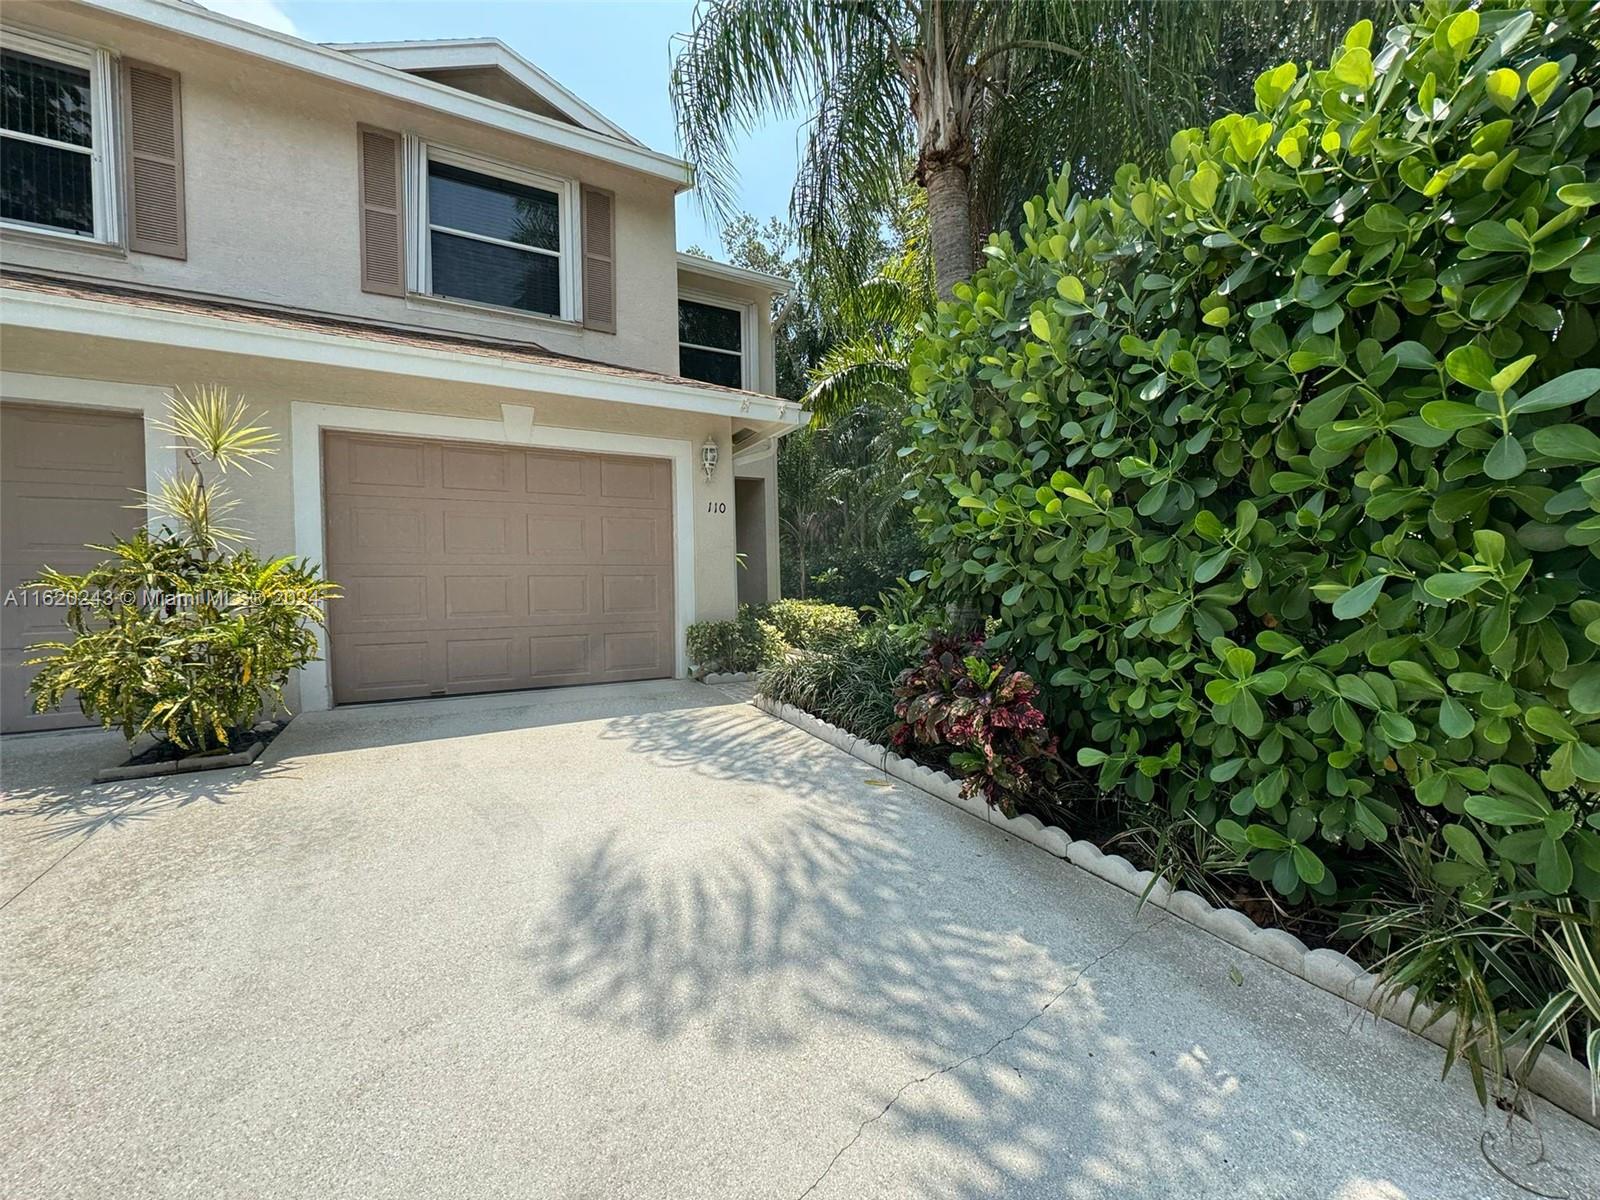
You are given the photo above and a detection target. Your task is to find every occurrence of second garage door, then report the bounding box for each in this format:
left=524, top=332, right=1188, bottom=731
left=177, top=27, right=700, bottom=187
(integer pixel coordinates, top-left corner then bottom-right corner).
left=1, top=403, right=147, bottom=732
left=323, top=432, right=675, bottom=704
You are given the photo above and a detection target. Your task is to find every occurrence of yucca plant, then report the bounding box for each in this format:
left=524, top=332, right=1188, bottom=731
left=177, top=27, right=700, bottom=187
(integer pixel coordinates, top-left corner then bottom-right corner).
left=26, top=386, right=337, bottom=751
left=143, top=384, right=276, bottom=553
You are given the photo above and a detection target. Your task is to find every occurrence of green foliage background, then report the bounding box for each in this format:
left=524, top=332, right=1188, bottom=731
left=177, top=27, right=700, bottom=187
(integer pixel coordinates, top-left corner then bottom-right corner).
left=903, top=0, right=1600, bottom=925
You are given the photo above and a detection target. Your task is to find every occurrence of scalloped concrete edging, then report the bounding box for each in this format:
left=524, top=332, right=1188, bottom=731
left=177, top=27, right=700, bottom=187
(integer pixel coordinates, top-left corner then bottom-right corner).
left=753, top=693, right=1599, bottom=1132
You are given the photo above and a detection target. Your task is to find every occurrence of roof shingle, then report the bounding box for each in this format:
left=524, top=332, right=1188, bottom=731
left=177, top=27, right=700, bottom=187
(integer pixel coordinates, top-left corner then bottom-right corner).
left=0, top=268, right=765, bottom=400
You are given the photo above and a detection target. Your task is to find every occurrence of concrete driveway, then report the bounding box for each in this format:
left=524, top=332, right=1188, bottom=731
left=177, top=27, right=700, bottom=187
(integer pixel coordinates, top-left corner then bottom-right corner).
left=2, top=681, right=1596, bottom=1199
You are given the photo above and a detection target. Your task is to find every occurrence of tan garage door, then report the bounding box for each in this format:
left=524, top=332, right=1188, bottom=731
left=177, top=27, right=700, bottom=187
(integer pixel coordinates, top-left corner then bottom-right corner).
left=2, top=403, right=146, bottom=733
left=323, top=431, right=675, bottom=704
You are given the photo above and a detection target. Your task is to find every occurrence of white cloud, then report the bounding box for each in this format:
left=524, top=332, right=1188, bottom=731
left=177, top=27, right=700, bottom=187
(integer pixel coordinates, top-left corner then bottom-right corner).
left=196, top=0, right=300, bottom=37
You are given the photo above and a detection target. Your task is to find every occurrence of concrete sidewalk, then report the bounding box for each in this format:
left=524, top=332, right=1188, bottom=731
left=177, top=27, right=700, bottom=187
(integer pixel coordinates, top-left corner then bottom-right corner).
left=2, top=681, right=1596, bottom=1198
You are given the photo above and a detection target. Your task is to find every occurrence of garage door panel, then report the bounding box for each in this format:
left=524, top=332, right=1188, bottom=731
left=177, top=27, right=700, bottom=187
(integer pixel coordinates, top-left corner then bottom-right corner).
left=599, top=515, right=667, bottom=561
left=343, top=436, right=429, bottom=490
left=2, top=403, right=145, bottom=733
left=324, top=430, right=674, bottom=704
left=5, top=494, right=141, bottom=559
left=341, top=574, right=430, bottom=625
left=527, top=512, right=589, bottom=558
left=444, top=574, right=518, bottom=621
left=523, top=450, right=586, bottom=498
left=2, top=406, right=143, bottom=482
left=441, top=445, right=511, bottom=493
left=603, top=630, right=665, bottom=674
left=444, top=635, right=518, bottom=688
left=442, top=508, right=513, bottom=557
left=599, top=456, right=663, bottom=501
left=530, top=633, right=590, bottom=677
left=601, top=572, right=664, bottom=617
left=338, top=637, right=434, bottom=699
left=1, top=652, right=76, bottom=734
left=529, top=573, right=589, bottom=617
left=329, top=502, right=431, bottom=562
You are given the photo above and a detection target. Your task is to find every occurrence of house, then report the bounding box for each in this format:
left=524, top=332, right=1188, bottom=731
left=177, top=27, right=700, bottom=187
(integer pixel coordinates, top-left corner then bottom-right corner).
left=0, top=0, right=802, bottom=732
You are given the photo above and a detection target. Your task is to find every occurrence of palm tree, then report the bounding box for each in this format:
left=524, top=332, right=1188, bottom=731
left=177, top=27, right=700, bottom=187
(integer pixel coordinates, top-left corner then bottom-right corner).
left=673, top=0, right=1391, bottom=301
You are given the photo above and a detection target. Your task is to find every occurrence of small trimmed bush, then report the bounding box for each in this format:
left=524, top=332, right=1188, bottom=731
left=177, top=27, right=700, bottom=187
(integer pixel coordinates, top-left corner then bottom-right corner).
left=687, top=605, right=787, bottom=675
left=763, top=598, right=861, bottom=648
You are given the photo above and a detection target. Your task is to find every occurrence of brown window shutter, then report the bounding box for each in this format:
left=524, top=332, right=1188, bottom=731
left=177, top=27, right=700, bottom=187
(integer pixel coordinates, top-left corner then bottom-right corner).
left=122, top=61, right=185, bottom=259
left=581, top=186, right=615, bottom=333
left=358, top=126, right=404, bottom=297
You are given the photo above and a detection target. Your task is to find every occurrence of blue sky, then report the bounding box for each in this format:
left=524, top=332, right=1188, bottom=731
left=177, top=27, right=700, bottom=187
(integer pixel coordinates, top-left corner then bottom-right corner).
left=202, top=0, right=802, bottom=254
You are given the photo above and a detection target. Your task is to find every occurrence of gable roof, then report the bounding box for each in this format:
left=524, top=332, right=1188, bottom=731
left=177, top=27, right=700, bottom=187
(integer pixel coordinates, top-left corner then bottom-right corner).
left=79, top=0, right=694, bottom=188
left=328, top=39, right=642, bottom=146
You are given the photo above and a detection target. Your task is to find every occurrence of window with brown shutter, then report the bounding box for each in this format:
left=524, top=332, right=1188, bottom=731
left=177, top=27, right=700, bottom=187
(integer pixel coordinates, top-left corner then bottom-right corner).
left=358, top=125, right=404, bottom=296
left=122, top=60, right=185, bottom=258
left=581, top=185, right=615, bottom=333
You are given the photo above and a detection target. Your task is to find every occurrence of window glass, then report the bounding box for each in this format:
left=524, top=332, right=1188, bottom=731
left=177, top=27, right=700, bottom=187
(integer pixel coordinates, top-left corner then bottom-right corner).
left=679, top=345, right=743, bottom=389
left=679, top=299, right=742, bottom=352
left=0, top=137, right=91, bottom=233
left=430, top=231, right=560, bottom=316
left=2, top=51, right=91, bottom=146
left=0, top=50, right=93, bottom=235
left=428, top=161, right=558, bottom=251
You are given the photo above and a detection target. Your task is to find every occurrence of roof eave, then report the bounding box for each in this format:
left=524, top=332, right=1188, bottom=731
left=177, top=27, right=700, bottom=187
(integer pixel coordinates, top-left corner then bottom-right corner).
left=0, top=284, right=808, bottom=429
left=675, top=253, right=793, bottom=294
left=77, top=0, right=695, bottom=189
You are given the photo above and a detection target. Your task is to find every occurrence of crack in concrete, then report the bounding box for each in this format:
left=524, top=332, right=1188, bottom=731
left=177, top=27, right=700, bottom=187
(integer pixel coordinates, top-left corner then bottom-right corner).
left=795, top=912, right=1166, bottom=1199
left=0, top=834, right=90, bottom=913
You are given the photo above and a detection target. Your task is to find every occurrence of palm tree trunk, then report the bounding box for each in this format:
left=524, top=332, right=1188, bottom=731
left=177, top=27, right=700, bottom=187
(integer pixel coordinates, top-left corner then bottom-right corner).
left=926, top=160, right=973, bottom=300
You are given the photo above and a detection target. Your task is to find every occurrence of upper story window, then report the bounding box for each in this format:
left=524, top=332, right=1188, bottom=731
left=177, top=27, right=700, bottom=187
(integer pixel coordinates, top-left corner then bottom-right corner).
left=409, top=142, right=579, bottom=322
left=0, top=31, right=118, bottom=244
left=679, top=297, right=746, bottom=389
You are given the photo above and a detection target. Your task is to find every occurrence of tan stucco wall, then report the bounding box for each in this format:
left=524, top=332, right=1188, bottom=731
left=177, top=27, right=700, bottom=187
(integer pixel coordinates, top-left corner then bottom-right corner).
left=0, top=2, right=691, bottom=376
left=676, top=263, right=781, bottom=396
left=0, top=3, right=793, bottom=709
left=0, top=327, right=760, bottom=706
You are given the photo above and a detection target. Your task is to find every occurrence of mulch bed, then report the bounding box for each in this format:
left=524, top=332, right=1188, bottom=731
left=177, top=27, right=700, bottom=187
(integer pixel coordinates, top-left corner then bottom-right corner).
left=93, top=720, right=290, bottom=784
left=122, top=721, right=285, bottom=768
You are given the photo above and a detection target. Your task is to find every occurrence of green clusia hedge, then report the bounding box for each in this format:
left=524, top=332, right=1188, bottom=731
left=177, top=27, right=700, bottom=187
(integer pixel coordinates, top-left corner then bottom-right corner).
left=904, top=0, right=1600, bottom=1076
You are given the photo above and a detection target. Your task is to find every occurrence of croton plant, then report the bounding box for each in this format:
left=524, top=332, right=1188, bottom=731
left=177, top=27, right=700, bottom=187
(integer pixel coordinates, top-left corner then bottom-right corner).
left=891, top=634, right=1063, bottom=812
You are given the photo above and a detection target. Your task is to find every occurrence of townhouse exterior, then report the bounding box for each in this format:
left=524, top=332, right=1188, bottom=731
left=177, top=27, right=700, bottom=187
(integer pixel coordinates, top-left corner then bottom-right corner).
left=0, top=0, right=802, bottom=732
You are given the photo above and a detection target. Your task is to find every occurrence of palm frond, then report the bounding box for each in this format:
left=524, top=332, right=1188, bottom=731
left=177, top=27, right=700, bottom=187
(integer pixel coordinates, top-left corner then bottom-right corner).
left=803, top=333, right=910, bottom=425
left=671, top=0, right=892, bottom=228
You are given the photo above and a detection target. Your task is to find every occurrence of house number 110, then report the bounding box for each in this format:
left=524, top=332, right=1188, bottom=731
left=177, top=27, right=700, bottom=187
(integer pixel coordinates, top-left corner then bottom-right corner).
left=707, top=501, right=727, bottom=514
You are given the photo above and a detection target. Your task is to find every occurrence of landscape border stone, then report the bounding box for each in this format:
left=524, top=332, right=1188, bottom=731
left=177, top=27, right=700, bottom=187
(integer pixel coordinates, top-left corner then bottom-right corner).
left=94, top=738, right=264, bottom=784
left=750, top=691, right=1599, bottom=1131
left=702, top=671, right=756, bottom=685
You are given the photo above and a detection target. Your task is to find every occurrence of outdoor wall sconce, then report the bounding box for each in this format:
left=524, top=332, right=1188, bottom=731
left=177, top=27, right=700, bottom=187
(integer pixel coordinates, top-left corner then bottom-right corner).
left=702, top=436, right=720, bottom=481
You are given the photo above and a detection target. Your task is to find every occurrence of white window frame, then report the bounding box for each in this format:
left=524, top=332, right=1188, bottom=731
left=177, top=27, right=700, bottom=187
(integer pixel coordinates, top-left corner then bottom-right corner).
left=678, top=289, right=756, bottom=391
left=0, top=26, right=121, bottom=247
left=404, top=136, right=581, bottom=324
